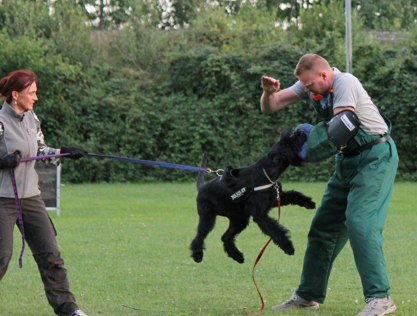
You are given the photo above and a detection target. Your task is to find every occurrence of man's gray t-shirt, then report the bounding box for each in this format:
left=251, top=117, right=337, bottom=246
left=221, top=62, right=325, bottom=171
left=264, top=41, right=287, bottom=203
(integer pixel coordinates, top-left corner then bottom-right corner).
left=289, top=68, right=388, bottom=135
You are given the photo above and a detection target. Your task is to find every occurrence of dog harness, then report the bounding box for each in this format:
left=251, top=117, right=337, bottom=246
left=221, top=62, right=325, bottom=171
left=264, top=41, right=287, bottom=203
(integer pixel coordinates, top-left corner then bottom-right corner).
left=229, top=168, right=280, bottom=203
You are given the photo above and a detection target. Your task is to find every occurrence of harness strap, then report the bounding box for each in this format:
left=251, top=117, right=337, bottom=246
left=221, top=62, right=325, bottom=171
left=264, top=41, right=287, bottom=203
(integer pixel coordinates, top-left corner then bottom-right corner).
left=342, top=136, right=391, bottom=157
left=253, top=183, right=274, bottom=191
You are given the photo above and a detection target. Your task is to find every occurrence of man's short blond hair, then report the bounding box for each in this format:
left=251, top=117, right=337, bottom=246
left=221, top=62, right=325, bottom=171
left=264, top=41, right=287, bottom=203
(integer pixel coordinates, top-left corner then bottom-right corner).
left=294, top=54, right=331, bottom=77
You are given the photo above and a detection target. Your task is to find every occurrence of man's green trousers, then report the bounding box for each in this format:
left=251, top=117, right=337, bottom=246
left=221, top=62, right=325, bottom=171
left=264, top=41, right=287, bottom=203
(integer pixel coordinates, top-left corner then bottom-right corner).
left=296, top=138, right=399, bottom=303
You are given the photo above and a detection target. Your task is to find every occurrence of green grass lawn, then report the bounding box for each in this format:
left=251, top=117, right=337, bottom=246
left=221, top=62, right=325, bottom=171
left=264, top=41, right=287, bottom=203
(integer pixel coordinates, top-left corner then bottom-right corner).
left=1, top=181, right=416, bottom=316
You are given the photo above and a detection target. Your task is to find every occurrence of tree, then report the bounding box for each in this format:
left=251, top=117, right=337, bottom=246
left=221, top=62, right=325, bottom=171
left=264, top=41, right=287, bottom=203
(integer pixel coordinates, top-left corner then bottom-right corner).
left=355, top=0, right=417, bottom=31
left=71, top=0, right=161, bottom=29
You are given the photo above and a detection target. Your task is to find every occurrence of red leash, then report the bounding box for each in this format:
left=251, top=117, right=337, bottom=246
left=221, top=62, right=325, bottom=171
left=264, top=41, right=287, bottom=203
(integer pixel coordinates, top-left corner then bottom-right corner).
left=246, top=196, right=281, bottom=314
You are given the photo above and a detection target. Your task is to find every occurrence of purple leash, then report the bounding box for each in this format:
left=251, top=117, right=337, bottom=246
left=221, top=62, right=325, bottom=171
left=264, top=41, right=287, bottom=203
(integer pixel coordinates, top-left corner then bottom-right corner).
left=20, top=153, right=70, bottom=162
left=10, top=168, right=25, bottom=268
left=10, top=154, right=70, bottom=268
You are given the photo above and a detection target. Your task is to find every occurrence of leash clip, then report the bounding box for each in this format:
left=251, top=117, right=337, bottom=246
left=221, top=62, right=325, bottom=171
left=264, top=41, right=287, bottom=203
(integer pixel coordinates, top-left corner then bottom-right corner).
left=207, top=168, right=224, bottom=177
left=274, top=182, right=280, bottom=199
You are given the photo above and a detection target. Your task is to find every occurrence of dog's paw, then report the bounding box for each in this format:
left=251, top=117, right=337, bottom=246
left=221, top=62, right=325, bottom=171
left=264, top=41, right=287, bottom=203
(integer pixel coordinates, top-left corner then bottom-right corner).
left=227, top=251, right=245, bottom=263
left=284, top=247, right=295, bottom=256
left=280, top=242, right=295, bottom=256
left=303, top=200, right=316, bottom=209
left=233, top=255, right=245, bottom=264
left=225, top=246, right=245, bottom=263
left=191, top=252, right=204, bottom=263
left=232, top=256, right=245, bottom=264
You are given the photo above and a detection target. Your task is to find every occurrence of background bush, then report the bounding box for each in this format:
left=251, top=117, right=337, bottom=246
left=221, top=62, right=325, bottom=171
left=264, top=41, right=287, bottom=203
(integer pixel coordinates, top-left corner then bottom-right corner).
left=0, top=0, right=416, bottom=182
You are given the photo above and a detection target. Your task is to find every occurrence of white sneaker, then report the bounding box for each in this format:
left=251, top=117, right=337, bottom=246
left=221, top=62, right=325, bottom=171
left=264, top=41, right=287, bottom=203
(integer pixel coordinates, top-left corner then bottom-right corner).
left=271, top=291, right=319, bottom=311
left=356, top=297, right=397, bottom=316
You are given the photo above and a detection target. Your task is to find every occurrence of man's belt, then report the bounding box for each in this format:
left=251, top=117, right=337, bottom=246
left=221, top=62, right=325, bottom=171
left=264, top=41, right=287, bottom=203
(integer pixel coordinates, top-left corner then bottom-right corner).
left=342, top=136, right=391, bottom=157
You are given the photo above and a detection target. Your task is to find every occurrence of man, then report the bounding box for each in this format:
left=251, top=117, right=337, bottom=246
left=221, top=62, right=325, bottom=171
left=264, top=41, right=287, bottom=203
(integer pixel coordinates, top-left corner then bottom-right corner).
left=260, top=54, right=398, bottom=316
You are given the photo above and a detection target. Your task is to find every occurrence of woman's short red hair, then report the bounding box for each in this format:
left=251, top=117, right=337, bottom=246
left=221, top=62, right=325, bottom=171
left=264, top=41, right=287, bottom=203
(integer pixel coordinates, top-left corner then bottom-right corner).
left=0, top=70, right=37, bottom=104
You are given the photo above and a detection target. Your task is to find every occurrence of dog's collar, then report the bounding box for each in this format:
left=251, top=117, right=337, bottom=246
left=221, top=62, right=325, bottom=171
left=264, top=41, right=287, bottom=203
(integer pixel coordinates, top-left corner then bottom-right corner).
left=262, top=168, right=280, bottom=199
left=262, top=168, right=276, bottom=184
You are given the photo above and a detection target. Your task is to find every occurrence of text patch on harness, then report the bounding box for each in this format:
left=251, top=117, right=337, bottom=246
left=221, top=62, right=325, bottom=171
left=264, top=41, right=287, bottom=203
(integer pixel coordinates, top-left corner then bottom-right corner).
left=230, top=187, right=254, bottom=202
left=231, top=187, right=247, bottom=200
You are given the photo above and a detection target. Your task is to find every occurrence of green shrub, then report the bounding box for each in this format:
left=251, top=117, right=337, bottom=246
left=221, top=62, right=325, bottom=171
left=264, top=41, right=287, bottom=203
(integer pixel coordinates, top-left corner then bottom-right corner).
left=0, top=1, right=416, bottom=182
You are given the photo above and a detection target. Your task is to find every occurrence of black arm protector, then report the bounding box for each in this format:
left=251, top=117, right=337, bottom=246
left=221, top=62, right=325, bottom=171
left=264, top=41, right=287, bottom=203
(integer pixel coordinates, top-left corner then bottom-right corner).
left=326, top=110, right=360, bottom=150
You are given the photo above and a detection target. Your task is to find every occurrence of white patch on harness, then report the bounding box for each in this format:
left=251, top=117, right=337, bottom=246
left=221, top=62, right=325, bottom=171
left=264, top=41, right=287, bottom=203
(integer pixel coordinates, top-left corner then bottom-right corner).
left=231, top=187, right=246, bottom=200
left=341, top=114, right=355, bottom=131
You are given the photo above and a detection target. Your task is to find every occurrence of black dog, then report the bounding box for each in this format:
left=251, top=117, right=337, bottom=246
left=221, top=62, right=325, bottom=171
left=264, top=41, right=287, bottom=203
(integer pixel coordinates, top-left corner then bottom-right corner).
left=190, top=129, right=316, bottom=264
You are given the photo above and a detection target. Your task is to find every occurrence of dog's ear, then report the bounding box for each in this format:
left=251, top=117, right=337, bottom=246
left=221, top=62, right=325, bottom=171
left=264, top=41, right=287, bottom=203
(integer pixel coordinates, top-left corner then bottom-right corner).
left=269, top=129, right=307, bottom=168
left=291, top=129, right=307, bottom=147
left=224, top=166, right=234, bottom=179
left=222, top=166, right=241, bottom=188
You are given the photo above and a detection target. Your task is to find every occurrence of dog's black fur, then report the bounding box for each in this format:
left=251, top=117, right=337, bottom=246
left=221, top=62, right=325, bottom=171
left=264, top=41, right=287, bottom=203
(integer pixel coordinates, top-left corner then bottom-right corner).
left=190, top=129, right=316, bottom=264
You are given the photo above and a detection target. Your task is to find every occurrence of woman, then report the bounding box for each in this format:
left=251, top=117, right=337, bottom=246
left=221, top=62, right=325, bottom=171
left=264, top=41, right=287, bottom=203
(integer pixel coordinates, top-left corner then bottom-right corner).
left=0, top=70, right=88, bottom=316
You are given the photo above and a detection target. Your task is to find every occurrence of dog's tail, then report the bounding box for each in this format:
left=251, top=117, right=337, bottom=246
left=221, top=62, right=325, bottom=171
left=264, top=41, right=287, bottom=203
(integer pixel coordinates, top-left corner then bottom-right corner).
left=197, top=152, right=208, bottom=191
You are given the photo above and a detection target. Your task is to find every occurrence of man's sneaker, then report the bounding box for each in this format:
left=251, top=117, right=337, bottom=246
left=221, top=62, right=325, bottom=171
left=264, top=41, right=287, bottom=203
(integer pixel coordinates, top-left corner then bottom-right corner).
left=356, top=297, right=397, bottom=316
left=271, top=291, right=319, bottom=311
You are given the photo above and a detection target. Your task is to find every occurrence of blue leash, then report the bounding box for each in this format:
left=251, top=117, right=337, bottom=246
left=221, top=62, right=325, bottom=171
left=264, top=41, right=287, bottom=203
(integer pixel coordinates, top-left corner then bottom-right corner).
left=21, top=153, right=214, bottom=173
left=87, top=153, right=210, bottom=172
left=12, top=152, right=220, bottom=267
